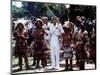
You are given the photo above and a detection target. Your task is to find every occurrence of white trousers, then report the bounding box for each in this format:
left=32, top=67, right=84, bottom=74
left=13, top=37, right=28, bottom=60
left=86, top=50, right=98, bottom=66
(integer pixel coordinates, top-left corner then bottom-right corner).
left=50, top=43, right=60, bottom=69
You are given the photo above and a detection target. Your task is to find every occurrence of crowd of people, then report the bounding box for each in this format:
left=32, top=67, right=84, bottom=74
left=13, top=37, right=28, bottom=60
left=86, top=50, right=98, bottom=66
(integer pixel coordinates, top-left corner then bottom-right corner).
left=12, top=15, right=96, bottom=71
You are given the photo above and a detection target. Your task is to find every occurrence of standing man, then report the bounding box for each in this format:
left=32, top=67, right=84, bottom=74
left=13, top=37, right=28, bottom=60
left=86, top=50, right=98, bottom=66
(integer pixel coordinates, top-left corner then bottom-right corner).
left=27, top=18, right=37, bottom=66
left=28, top=18, right=36, bottom=45
left=49, top=16, right=64, bottom=70
left=42, top=17, right=51, bottom=49
left=42, top=17, right=51, bottom=68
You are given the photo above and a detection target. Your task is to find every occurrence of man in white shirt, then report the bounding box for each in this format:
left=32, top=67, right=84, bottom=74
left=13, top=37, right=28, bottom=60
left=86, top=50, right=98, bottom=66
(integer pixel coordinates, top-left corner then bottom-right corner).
left=49, top=16, right=64, bottom=70
left=42, top=17, right=51, bottom=47
left=41, top=17, right=51, bottom=71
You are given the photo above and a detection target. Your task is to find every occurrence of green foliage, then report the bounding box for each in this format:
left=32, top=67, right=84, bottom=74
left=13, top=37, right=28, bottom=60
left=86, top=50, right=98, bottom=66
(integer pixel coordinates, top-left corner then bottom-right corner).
left=12, top=5, right=28, bottom=19
left=12, top=2, right=96, bottom=21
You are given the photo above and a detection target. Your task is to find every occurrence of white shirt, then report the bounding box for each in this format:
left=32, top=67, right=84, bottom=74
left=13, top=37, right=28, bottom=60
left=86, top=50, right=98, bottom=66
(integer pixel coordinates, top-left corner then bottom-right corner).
left=42, top=22, right=51, bottom=40
left=49, top=23, right=64, bottom=45
left=27, top=21, right=35, bottom=30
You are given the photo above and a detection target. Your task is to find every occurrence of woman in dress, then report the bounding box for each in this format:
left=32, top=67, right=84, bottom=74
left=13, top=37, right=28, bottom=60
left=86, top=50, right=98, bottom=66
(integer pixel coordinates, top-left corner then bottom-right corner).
left=32, top=19, right=48, bottom=70
left=13, top=23, right=29, bottom=70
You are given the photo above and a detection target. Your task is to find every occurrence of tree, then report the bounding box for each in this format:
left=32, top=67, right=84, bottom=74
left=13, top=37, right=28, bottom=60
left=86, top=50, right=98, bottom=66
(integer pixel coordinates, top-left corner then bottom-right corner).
left=12, top=5, right=28, bottom=19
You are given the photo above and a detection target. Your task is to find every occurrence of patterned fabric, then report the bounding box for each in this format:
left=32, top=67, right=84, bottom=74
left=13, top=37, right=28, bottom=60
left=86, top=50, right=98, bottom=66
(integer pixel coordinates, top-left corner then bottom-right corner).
left=32, top=29, right=44, bottom=41
left=32, top=29, right=48, bottom=59
left=75, top=43, right=87, bottom=60
left=63, top=28, right=72, bottom=58
left=63, top=34, right=71, bottom=46
left=13, top=30, right=29, bottom=57
left=63, top=46, right=72, bottom=58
